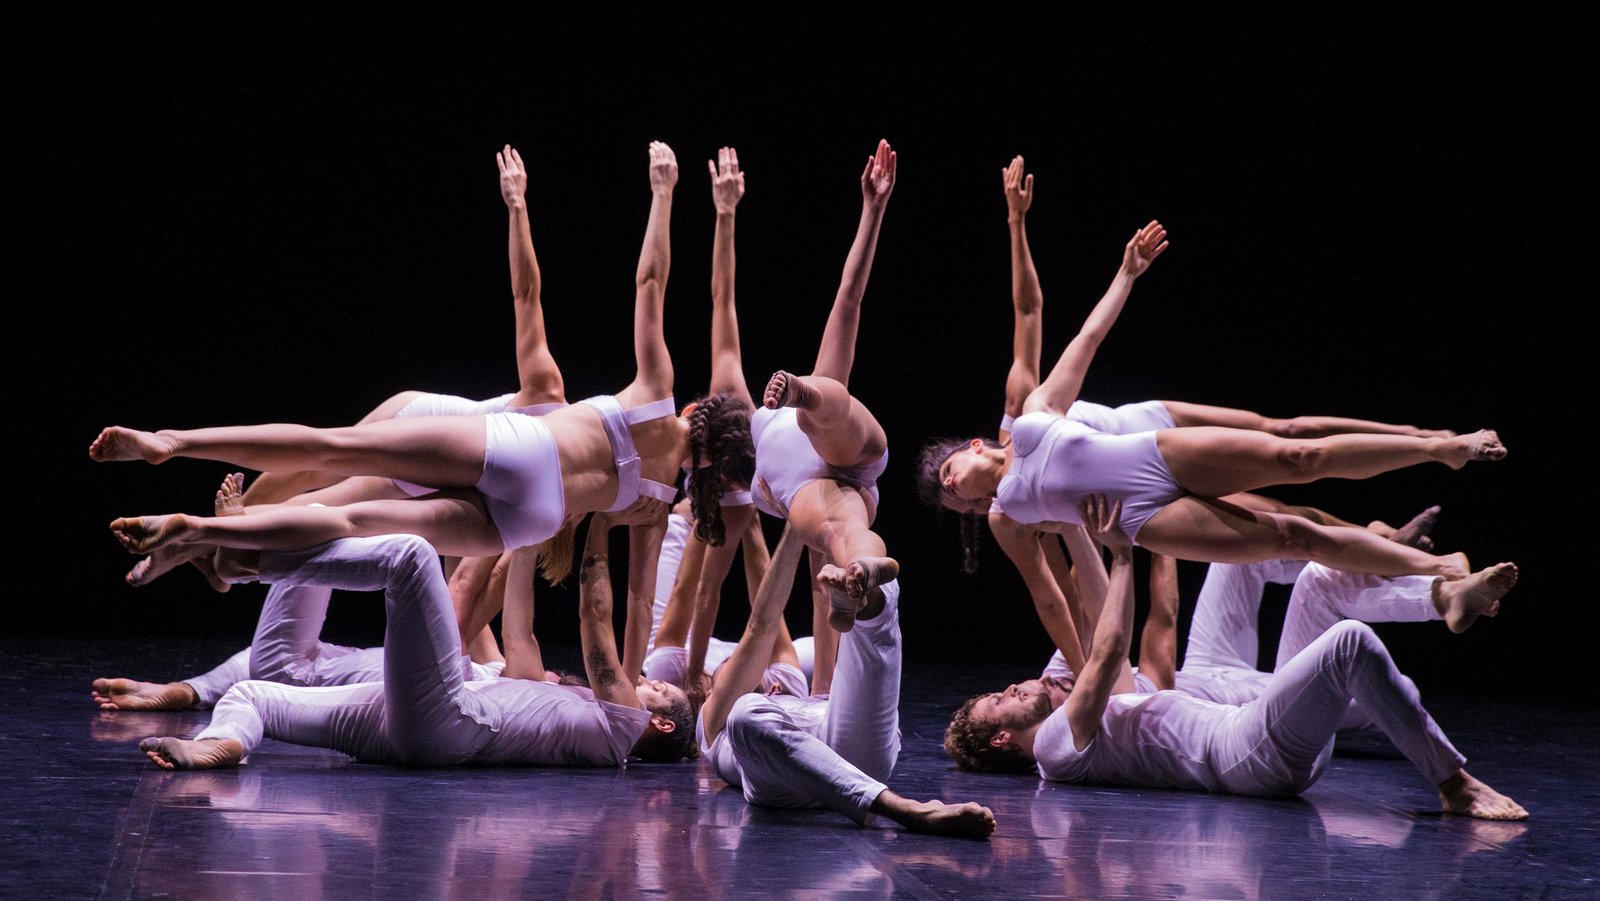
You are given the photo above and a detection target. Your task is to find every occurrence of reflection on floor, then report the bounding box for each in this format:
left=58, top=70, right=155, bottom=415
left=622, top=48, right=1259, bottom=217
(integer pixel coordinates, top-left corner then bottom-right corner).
left=8, top=636, right=1596, bottom=899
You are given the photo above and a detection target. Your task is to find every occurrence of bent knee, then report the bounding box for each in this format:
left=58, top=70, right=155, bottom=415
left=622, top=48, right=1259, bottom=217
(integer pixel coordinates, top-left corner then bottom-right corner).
left=726, top=695, right=786, bottom=747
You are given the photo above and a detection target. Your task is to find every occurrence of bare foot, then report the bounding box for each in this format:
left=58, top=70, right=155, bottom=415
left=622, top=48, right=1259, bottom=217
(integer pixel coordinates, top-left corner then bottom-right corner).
left=1388, top=505, right=1442, bottom=550
left=896, top=800, right=998, bottom=839
left=1436, top=563, right=1517, bottom=633
left=1444, top=430, right=1507, bottom=468
left=110, top=514, right=194, bottom=554
left=817, top=564, right=859, bottom=633
left=209, top=547, right=261, bottom=584
left=763, top=371, right=813, bottom=410
left=91, top=678, right=197, bottom=711
left=189, top=552, right=235, bottom=592
left=1439, top=770, right=1528, bottom=820
left=215, top=472, right=247, bottom=516
left=89, top=426, right=177, bottom=463
left=139, top=736, right=244, bottom=771
left=1437, top=552, right=1471, bottom=580
left=844, top=556, right=898, bottom=601
left=126, top=542, right=211, bottom=587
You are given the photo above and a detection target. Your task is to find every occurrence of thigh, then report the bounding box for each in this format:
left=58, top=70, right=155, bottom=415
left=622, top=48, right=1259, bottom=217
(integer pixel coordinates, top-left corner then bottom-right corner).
left=1156, top=427, right=1289, bottom=497
left=236, top=679, right=392, bottom=760
left=1219, top=631, right=1353, bottom=792
left=1138, top=497, right=1297, bottom=566
left=343, top=491, right=506, bottom=558
left=291, top=476, right=409, bottom=508
left=787, top=479, right=877, bottom=555
left=1160, top=402, right=1267, bottom=431
left=250, top=584, right=333, bottom=681
left=341, top=415, right=490, bottom=488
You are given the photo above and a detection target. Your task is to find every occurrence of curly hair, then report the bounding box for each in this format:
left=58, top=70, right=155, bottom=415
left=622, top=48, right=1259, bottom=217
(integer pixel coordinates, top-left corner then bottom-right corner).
left=685, top=391, right=755, bottom=546
left=944, top=693, right=1037, bottom=775
left=631, top=691, right=699, bottom=762
left=915, top=437, right=1002, bottom=574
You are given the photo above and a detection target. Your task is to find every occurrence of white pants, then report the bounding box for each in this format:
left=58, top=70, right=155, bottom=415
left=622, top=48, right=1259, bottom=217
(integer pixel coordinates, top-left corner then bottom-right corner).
left=1213, top=620, right=1465, bottom=795
left=1278, top=564, right=1440, bottom=668
left=713, top=581, right=903, bottom=824
left=182, top=579, right=498, bottom=707
left=199, top=536, right=500, bottom=766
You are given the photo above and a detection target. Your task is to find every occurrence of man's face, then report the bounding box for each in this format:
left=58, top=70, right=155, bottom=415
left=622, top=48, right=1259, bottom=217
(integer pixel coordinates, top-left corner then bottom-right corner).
left=635, top=676, right=684, bottom=713
left=978, top=678, right=1063, bottom=729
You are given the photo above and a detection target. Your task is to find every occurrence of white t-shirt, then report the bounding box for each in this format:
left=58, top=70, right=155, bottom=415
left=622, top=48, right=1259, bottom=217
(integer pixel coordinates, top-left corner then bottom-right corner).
left=1033, top=691, right=1232, bottom=791
left=472, top=680, right=651, bottom=767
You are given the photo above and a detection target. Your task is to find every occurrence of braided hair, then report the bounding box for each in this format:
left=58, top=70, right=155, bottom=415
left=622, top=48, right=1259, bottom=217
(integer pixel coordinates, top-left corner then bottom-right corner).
left=916, top=436, right=1004, bottom=575
left=685, top=391, right=755, bottom=546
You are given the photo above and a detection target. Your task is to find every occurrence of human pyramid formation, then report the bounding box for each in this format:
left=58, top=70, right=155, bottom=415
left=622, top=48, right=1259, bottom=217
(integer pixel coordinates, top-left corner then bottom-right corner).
left=89, top=140, right=1526, bottom=840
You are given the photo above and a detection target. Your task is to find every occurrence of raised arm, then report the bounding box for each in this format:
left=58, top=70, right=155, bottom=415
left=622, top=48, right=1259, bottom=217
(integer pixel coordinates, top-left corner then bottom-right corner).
left=990, top=512, right=1086, bottom=676
left=619, top=142, right=677, bottom=406
left=708, top=146, right=753, bottom=405
left=621, top=512, right=669, bottom=681
left=498, top=145, right=564, bottom=403
left=1066, top=496, right=1139, bottom=750
left=700, top=524, right=806, bottom=745
left=1001, top=156, right=1041, bottom=434
left=1023, top=221, right=1167, bottom=416
left=1139, top=553, right=1179, bottom=691
left=1059, top=522, right=1110, bottom=646
left=812, top=139, right=896, bottom=383
left=578, top=514, right=641, bottom=709
left=500, top=547, right=548, bottom=682
left=685, top=504, right=758, bottom=692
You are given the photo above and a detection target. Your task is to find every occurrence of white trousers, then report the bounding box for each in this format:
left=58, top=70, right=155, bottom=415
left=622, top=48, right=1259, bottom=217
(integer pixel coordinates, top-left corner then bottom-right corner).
left=715, top=581, right=903, bottom=823
left=199, top=536, right=499, bottom=766
left=1213, top=620, right=1465, bottom=795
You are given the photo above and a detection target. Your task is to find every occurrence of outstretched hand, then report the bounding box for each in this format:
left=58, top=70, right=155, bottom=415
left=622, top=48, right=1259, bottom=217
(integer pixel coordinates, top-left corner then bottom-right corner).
left=1121, top=220, right=1168, bottom=278
left=497, top=145, right=527, bottom=209
left=708, top=146, right=745, bottom=214
left=861, top=139, right=897, bottom=208
left=648, top=141, right=678, bottom=192
left=1079, top=494, right=1131, bottom=556
left=1003, top=155, right=1033, bottom=217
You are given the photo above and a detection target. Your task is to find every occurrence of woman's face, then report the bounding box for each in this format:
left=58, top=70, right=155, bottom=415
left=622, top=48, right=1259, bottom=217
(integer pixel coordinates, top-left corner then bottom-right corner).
left=938, top=443, right=995, bottom=514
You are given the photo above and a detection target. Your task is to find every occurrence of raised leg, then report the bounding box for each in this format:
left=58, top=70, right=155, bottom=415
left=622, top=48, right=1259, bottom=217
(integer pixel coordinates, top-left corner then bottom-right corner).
left=91, top=415, right=489, bottom=491
left=1139, top=497, right=1469, bottom=579
left=111, top=491, right=504, bottom=559
left=1158, top=427, right=1506, bottom=498
left=786, top=479, right=898, bottom=609
left=1161, top=401, right=1456, bottom=439
left=1186, top=560, right=1306, bottom=671
left=819, top=580, right=902, bottom=784
left=764, top=372, right=886, bottom=469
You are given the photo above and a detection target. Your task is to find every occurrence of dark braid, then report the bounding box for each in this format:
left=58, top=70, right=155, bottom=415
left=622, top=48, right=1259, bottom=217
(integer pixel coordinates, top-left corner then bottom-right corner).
left=958, top=511, right=982, bottom=575
left=686, top=391, right=754, bottom=546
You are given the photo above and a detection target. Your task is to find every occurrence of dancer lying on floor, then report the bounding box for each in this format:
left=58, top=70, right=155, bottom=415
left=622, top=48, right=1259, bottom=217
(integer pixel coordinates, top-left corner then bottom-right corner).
left=139, top=520, right=693, bottom=770
left=944, top=495, right=1526, bottom=821
left=696, top=523, right=996, bottom=838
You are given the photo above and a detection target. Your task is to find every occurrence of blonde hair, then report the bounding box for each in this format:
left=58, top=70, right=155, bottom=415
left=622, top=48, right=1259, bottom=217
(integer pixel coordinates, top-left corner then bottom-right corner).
left=534, top=521, right=578, bottom=584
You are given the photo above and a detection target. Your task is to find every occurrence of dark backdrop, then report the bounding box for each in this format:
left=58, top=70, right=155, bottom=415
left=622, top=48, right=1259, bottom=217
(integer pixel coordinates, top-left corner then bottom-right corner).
left=19, top=11, right=1588, bottom=701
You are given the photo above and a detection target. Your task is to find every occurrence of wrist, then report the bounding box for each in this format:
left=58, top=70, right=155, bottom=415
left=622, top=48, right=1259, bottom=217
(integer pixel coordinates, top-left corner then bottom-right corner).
left=1007, top=212, right=1027, bottom=224
left=505, top=198, right=526, bottom=212
left=715, top=208, right=736, bottom=220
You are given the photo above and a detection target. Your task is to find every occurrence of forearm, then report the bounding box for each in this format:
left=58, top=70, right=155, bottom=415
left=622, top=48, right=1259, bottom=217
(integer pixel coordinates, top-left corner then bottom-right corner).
left=995, top=515, right=1085, bottom=673
left=709, top=210, right=747, bottom=397
left=621, top=521, right=665, bottom=680
left=1030, top=270, right=1135, bottom=414
left=508, top=200, right=541, bottom=305
left=502, top=548, right=545, bottom=681
left=1061, top=527, right=1108, bottom=639
left=636, top=188, right=673, bottom=289
left=578, top=523, right=629, bottom=703
left=834, top=204, right=886, bottom=308
left=1140, top=553, right=1179, bottom=691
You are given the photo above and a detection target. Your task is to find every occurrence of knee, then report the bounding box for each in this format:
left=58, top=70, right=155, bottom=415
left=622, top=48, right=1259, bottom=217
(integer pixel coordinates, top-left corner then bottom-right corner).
left=1326, top=619, right=1379, bottom=655
left=726, top=696, right=785, bottom=751
left=370, top=534, right=440, bottom=586
left=1273, top=439, right=1326, bottom=475
left=1267, top=417, right=1317, bottom=439
left=1270, top=515, right=1326, bottom=558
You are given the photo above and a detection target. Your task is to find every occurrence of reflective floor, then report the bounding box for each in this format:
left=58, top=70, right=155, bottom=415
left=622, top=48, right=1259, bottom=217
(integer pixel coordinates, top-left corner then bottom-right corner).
left=7, top=635, right=1597, bottom=899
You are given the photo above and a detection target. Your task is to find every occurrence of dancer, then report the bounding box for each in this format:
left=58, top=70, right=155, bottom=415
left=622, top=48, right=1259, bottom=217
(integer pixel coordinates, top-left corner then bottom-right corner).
left=95, top=144, right=753, bottom=576
left=756, top=139, right=899, bottom=638
left=944, top=496, right=1527, bottom=821
left=697, top=523, right=996, bottom=838
left=919, top=210, right=1502, bottom=577
left=138, top=523, right=694, bottom=770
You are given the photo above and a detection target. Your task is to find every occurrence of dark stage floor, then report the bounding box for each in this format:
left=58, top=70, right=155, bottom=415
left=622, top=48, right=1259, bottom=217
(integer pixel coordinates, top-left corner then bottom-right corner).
left=6, top=635, right=1596, bottom=899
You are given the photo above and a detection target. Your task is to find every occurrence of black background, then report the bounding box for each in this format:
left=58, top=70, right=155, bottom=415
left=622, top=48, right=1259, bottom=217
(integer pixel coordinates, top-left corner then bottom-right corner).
left=19, top=11, right=1589, bottom=701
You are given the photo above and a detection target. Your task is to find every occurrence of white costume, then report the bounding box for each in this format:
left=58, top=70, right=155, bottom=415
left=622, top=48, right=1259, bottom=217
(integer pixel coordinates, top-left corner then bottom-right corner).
left=643, top=512, right=814, bottom=688
left=699, top=580, right=903, bottom=824
left=1035, top=620, right=1466, bottom=795
left=180, top=580, right=503, bottom=708
left=1000, top=399, right=1175, bottom=438
left=751, top=406, right=887, bottom=519
left=198, top=535, right=650, bottom=767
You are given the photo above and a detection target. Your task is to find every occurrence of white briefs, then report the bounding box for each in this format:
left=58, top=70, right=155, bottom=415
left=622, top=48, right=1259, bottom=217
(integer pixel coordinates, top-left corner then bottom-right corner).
left=751, top=406, right=886, bottom=519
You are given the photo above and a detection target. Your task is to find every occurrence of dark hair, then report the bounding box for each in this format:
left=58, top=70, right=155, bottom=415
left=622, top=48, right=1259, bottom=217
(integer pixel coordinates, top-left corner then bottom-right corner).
left=686, top=392, right=754, bottom=546
left=631, top=691, right=698, bottom=762
left=944, top=694, right=1036, bottom=774
left=915, top=437, right=1002, bottom=574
